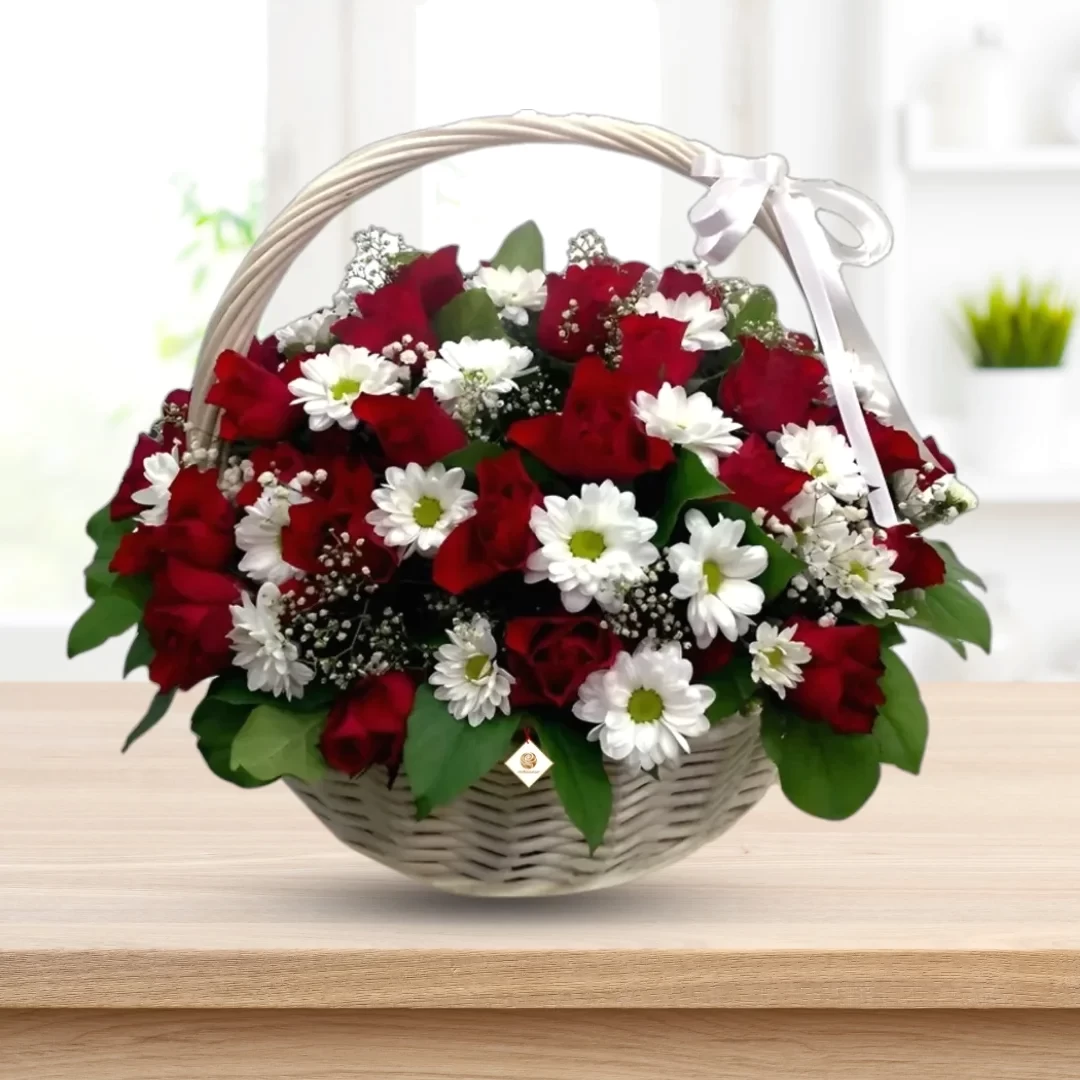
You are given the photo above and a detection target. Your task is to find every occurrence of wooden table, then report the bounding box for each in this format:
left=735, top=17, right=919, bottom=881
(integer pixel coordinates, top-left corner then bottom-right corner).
left=1, top=683, right=1079, bottom=1079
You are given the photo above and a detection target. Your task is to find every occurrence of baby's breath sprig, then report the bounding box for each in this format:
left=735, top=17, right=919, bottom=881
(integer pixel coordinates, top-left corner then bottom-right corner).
left=600, top=565, right=689, bottom=648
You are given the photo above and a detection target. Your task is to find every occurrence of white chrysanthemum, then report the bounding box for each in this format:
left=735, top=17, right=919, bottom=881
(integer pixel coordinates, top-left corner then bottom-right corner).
left=634, top=291, right=730, bottom=351
left=366, top=462, right=476, bottom=558
left=470, top=265, right=547, bottom=326
left=573, top=641, right=714, bottom=772
left=633, top=383, right=743, bottom=476
left=235, top=485, right=310, bottom=586
left=429, top=615, right=515, bottom=726
left=228, top=582, right=314, bottom=701
left=749, top=623, right=812, bottom=698
left=777, top=421, right=868, bottom=502
left=822, top=533, right=906, bottom=619
left=275, top=308, right=336, bottom=353
left=824, top=350, right=891, bottom=418
left=420, top=336, right=534, bottom=415
left=130, top=449, right=181, bottom=526
left=288, top=343, right=404, bottom=431
left=666, top=509, right=768, bottom=648
left=526, top=480, right=659, bottom=613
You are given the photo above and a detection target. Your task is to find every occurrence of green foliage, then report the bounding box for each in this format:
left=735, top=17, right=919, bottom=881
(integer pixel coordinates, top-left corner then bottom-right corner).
left=433, top=289, right=507, bottom=343
left=721, top=284, right=781, bottom=341
left=702, top=654, right=758, bottom=723
left=191, top=694, right=272, bottom=788
left=929, top=540, right=987, bottom=591
left=904, top=580, right=992, bottom=655
left=872, top=651, right=928, bottom=774
left=959, top=279, right=1074, bottom=369
left=491, top=220, right=545, bottom=272
left=402, top=687, right=520, bottom=817
left=533, top=716, right=612, bottom=853
left=123, top=626, right=154, bottom=678
left=440, top=440, right=504, bottom=474
left=652, top=449, right=730, bottom=546
left=761, top=706, right=880, bottom=820
left=122, top=689, right=176, bottom=753
left=230, top=704, right=329, bottom=784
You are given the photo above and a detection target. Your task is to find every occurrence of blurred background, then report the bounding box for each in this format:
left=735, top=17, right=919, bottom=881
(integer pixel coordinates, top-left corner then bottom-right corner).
left=2, top=0, right=1078, bottom=682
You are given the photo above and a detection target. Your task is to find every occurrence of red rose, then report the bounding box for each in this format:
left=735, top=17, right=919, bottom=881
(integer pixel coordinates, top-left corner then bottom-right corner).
left=504, top=616, right=622, bottom=708
left=718, top=433, right=808, bottom=520
left=109, top=433, right=165, bottom=520
left=333, top=280, right=437, bottom=356
left=786, top=617, right=885, bottom=735
left=394, top=245, right=465, bottom=315
left=143, top=559, right=241, bottom=692
left=618, top=314, right=699, bottom=392
left=687, top=636, right=735, bottom=676
left=657, top=266, right=721, bottom=305
left=536, top=261, right=647, bottom=358
left=508, top=356, right=673, bottom=481
left=862, top=414, right=924, bottom=476
left=353, top=388, right=467, bottom=467
left=719, top=337, right=827, bottom=435
left=280, top=458, right=398, bottom=582
left=205, top=336, right=298, bottom=441
left=111, top=466, right=236, bottom=576
left=320, top=672, right=416, bottom=776
left=433, top=451, right=542, bottom=594
left=882, top=525, right=946, bottom=590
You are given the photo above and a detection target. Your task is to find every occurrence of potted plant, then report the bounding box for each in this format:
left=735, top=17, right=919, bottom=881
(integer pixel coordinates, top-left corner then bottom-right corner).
left=960, top=279, right=1074, bottom=475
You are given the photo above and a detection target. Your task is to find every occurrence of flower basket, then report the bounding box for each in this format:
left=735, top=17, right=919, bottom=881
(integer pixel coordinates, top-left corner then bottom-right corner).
left=70, top=113, right=991, bottom=898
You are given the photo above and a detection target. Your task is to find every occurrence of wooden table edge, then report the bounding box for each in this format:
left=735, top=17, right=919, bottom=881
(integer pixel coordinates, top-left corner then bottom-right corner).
left=2, top=947, right=1078, bottom=1010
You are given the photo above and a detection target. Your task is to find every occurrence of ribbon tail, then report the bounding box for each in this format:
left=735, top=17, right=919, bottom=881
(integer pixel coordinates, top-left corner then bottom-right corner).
left=769, top=191, right=899, bottom=528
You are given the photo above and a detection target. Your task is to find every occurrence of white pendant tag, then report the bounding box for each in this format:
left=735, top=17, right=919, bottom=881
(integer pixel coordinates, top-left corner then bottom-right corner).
left=505, top=739, right=553, bottom=788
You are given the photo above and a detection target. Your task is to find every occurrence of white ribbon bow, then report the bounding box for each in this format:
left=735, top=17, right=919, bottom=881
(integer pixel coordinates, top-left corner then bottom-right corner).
left=690, top=149, right=947, bottom=529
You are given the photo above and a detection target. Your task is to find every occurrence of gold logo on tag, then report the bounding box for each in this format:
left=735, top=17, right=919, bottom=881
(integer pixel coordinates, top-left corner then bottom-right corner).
left=520, top=751, right=538, bottom=769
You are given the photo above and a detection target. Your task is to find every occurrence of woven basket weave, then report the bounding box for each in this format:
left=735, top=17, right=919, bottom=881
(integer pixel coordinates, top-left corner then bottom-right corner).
left=189, top=113, right=783, bottom=897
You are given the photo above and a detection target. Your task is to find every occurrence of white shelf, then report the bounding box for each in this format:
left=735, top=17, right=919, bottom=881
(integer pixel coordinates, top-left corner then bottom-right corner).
left=906, top=144, right=1080, bottom=175
left=963, top=470, right=1080, bottom=505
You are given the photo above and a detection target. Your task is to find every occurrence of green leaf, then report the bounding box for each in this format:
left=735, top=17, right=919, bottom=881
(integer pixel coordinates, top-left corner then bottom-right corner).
left=904, top=580, right=992, bottom=654
left=67, top=591, right=142, bottom=658
left=81, top=504, right=135, bottom=600
left=534, top=717, right=612, bottom=852
left=121, top=689, right=176, bottom=752
left=230, top=704, right=329, bottom=784
left=930, top=540, right=987, bottom=591
left=872, top=650, right=928, bottom=774
left=441, top=440, right=503, bottom=474
left=110, top=572, right=153, bottom=609
left=123, top=625, right=154, bottom=677
left=388, top=249, right=423, bottom=268
left=191, top=696, right=272, bottom=788
left=765, top=709, right=880, bottom=820
left=702, top=654, right=758, bottom=722
left=877, top=624, right=905, bottom=649
left=723, top=285, right=780, bottom=340
left=433, top=289, right=507, bottom=342
left=491, top=220, right=545, bottom=272
left=712, top=501, right=804, bottom=601
left=402, top=686, right=520, bottom=815
left=653, top=449, right=730, bottom=546
left=84, top=553, right=118, bottom=599
left=205, top=674, right=336, bottom=712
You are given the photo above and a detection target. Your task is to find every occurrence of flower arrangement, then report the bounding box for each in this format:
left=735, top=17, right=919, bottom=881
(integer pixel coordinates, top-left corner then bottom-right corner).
left=960, top=278, right=1074, bottom=369
left=71, top=220, right=990, bottom=846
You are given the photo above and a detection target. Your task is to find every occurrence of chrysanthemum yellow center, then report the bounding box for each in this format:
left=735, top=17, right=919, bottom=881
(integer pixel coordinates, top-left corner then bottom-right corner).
left=568, top=529, right=606, bottom=560
left=330, top=376, right=361, bottom=400
left=413, top=495, right=443, bottom=528
left=464, top=654, right=492, bottom=682
left=810, top=461, right=829, bottom=478
left=849, top=563, right=870, bottom=581
left=762, top=646, right=785, bottom=668
left=703, top=559, right=725, bottom=594
left=627, top=688, right=664, bottom=724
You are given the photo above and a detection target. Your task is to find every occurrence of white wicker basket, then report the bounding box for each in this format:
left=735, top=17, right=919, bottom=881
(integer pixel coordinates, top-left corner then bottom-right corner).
left=189, top=113, right=785, bottom=897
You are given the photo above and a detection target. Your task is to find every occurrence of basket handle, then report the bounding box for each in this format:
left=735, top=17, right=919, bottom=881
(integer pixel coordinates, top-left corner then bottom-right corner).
left=188, top=112, right=733, bottom=439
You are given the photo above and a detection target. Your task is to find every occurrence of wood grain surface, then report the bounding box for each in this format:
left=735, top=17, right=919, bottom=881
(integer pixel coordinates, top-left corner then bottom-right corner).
left=1, top=682, right=1079, bottom=1010
left=3, top=1009, right=1080, bottom=1080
